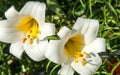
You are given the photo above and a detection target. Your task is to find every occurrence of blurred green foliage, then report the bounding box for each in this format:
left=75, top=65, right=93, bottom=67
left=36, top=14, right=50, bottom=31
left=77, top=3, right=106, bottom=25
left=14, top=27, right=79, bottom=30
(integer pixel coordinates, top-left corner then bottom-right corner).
left=0, top=0, right=120, bottom=75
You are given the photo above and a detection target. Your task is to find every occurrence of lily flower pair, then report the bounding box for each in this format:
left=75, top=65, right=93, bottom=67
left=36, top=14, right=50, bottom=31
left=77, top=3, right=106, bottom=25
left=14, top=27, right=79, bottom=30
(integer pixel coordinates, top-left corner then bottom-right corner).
left=0, top=1, right=106, bottom=75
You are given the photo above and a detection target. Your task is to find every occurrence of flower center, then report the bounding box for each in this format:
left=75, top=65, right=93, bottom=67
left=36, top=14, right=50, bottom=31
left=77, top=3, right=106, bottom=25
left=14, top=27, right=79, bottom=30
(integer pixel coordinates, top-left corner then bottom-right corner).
left=64, top=34, right=89, bottom=65
left=17, top=16, right=40, bottom=44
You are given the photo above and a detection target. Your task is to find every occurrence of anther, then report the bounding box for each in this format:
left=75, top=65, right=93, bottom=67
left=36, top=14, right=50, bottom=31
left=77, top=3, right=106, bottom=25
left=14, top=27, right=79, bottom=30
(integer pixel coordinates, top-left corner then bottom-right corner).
left=22, top=38, right=27, bottom=43
left=79, top=54, right=83, bottom=57
left=83, top=51, right=89, bottom=57
left=75, top=52, right=83, bottom=58
left=29, top=38, right=33, bottom=44
left=27, top=35, right=30, bottom=39
left=80, top=58, right=86, bottom=66
left=74, top=59, right=79, bottom=63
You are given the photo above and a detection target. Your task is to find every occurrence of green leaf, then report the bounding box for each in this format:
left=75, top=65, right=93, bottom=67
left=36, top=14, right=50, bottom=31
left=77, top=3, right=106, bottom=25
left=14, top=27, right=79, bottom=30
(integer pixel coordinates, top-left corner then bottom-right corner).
left=47, top=35, right=60, bottom=40
left=46, top=0, right=65, bottom=16
left=46, top=61, right=51, bottom=72
left=49, top=64, right=60, bottom=75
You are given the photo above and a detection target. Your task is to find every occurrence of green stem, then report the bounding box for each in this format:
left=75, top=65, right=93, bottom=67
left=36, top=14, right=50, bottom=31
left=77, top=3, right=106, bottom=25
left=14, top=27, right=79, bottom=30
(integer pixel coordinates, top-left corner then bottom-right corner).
left=79, top=0, right=85, bottom=9
left=104, top=0, right=118, bottom=22
left=46, top=61, right=51, bottom=72
left=111, top=61, right=120, bottom=75
left=49, top=64, right=60, bottom=75
left=88, top=0, right=92, bottom=18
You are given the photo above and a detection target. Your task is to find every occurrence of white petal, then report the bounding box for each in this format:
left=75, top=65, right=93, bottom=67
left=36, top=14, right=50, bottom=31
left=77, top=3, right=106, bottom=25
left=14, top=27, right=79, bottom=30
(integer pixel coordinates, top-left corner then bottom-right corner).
left=83, top=38, right=106, bottom=53
left=43, top=23, right=55, bottom=36
left=45, top=40, right=68, bottom=64
left=23, top=39, right=47, bottom=61
left=86, top=53, right=102, bottom=73
left=72, top=18, right=87, bottom=34
left=5, top=6, right=19, bottom=23
left=39, top=23, right=55, bottom=40
left=72, top=18, right=85, bottom=31
left=0, top=20, right=10, bottom=28
left=58, top=64, right=74, bottom=75
left=72, top=18, right=90, bottom=35
left=81, top=19, right=91, bottom=34
left=57, top=26, right=71, bottom=39
left=71, top=61, right=92, bottom=75
left=0, top=20, right=24, bottom=43
left=10, top=42, right=24, bottom=59
left=84, top=19, right=99, bottom=44
left=20, top=1, right=46, bottom=26
left=71, top=53, right=102, bottom=75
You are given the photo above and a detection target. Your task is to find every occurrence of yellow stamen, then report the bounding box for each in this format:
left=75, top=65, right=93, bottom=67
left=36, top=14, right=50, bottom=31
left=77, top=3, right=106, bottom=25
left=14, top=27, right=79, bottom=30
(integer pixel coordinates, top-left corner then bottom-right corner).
left=83, top=51, right=89, bottom=57
left=75, top=52, right=83, bottom=58
left=27, top=35, right=30, bottom=39
left=29, top=38, right=33, bottom=44
left=74, top=59, right=79, bottom=63
left=80, top=57, right=86, bottom=65
left=17, top=16, right=40, bottom=44
left=22, top=38, right=27, bottom=43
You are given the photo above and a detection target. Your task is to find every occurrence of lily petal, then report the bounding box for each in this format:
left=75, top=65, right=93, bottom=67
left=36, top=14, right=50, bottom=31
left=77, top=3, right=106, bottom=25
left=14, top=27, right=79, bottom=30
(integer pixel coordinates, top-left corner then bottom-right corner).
left=58, top=64, right=74, bottom=75
left=71, top=60, right=92, bottom=75
left=57, top=26, right=71, bottom=39
left=39, top=23, right=55, bottom=40
left=0, top=20, right=24, bottom=43
left=71, top=53, right=102, bottom=75
left=84, top=19, right=99, bottom=44
left=43, top=23, right=55, bottom=36
left=23, top=39, right=47, bottom=61
left=72, top=18, right=88, bottom=34
left=5, top=6, right=19, bottom=23
left=10, top=42, right=24, bottom=59
left=83, top=38, right=106, bottom=53
left=45, top=40, right=68, bottom=64
left=0, top=20, right=10, bottom=28
left=86, top=53, right=102, bottom=73
left=20, top=1, right=46, bottom=27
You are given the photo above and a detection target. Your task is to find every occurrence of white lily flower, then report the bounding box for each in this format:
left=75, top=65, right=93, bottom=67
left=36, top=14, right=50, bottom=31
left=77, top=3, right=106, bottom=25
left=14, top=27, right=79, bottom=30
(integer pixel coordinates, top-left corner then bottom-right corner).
left=46, top=18, right=106, bottom=75
left=0, top=1, right=55, bottom=61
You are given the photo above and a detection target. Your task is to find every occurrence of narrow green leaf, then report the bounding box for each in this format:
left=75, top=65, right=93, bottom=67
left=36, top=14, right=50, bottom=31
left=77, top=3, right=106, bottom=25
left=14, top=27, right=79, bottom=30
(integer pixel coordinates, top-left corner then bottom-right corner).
left=46, top=0, right=65, bottom=16
left=88, top=0, right=93, bottom=18
left=46, top=61, right=51, bottom=72
left=111, top=61, right=120, bottom=75
left=49, top=64, right=60, bottom=75
left=79, top=0, right=85, bottom=9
